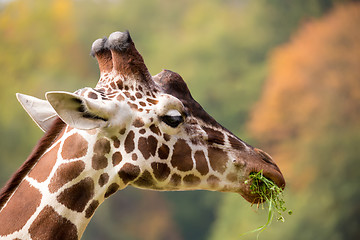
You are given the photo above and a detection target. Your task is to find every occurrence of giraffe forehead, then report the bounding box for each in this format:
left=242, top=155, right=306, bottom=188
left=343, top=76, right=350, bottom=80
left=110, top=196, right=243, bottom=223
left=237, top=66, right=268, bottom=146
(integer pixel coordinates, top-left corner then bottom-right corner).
left=80, top=86, right=162, bottom=118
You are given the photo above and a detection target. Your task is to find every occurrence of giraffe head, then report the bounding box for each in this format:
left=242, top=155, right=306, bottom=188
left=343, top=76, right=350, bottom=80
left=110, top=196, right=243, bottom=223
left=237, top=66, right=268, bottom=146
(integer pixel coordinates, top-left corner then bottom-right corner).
left=19, top=31, right=285, bottom=204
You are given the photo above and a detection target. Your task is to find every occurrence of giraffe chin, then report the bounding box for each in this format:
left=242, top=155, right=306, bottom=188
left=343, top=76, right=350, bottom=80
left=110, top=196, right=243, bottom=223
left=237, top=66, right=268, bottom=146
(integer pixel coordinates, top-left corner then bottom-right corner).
left=239, top=192, right=267, bottom=204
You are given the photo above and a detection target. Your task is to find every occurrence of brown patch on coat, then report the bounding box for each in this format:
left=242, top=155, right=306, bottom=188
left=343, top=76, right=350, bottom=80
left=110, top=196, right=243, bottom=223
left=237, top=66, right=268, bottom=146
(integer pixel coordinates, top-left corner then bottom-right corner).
left=183, top=174, right=201, bottom=187
left=0, top=181, right=42, bottom=235
left=194, top=150, right=209, bottom=175
left=146, top=98, right=158, bottom=105
left=226, top=172, right=238, bottom=182
left=49, top=160, right=85, bottom=193
left=138, top=137, right=150, bottom=160
left=111, top=137, right=120, bottom=148
left=207, top=175, right=220, bottom=189
left=119, top=128, right=126, bottom=135
left=29, top=205, right=78, bottom=240
left=171, top=139, right=193, bottom=171
left=92, top=155, right=108, bottom=170
left=149, top=124, right=161, bottom=135
left=128, top=102, right=138, bottom=110
left=124, top=91, right=131, bottom=98
left=170, top=174, right=181, bottom=187
left=208, top=147, right=228, bottom=174
left=124, top=130, right=135, bottom=153
left=133, top=118, right=145, bottom=128
left=98, top=173, right=109, bottom=187
left=135, top=92, right=143, bottom=99
left=138, top=136, right=158, bottom=160
left=88, top=92, right=98, bottom=99
left=28, top=142, right=60, bottom=182
left=117, top=94, right=125, bottom=101
left=94, top=138, right=111, bottom=155
left=118, top=163, right=140, bottom=185
left=104, top=183, right=120, bottom=198
left=61, top=133, right=88, bottom=160
left=203, top=126, right=225, bottom=145
left=85, top=200, right=99, bottom=219
left=158, top=144, right=170, bottom=160
left=91, top=138, right=111, bottom=170
left=117, top=81, right=124, bottom=90
left=57, top=177, right=94, bottom=212
left=163, top=134, right=171, bottom=141
left=147, top=136, right=158, bottom=157
left=132, top=170, right=154, bottom=187
left=112, top=152, right=123, bottom=166
left=151, top=162, right=170, bottom=181
left=228, top=136, right=245, bottom=151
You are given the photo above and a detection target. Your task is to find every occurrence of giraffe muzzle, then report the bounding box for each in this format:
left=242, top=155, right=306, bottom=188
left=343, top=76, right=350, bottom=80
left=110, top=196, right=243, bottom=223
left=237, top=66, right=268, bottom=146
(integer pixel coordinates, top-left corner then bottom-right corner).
left=240, top=148, right=285, bottom=204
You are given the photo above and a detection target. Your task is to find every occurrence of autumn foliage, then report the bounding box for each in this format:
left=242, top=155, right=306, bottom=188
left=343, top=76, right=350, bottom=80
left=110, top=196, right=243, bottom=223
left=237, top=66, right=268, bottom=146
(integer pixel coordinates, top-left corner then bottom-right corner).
left=249, top=3, right=360, bottom=144
left=242, top=4, right=360, bottom=239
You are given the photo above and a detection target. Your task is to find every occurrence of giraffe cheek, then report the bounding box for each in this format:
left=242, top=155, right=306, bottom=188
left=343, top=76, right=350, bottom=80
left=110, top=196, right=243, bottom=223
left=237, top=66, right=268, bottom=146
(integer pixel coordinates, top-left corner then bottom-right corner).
left=208, top=147, right=229, bottom=174
left=170, top=139, right=193, bottom=171
left=194, top=150, right=209, bottom=175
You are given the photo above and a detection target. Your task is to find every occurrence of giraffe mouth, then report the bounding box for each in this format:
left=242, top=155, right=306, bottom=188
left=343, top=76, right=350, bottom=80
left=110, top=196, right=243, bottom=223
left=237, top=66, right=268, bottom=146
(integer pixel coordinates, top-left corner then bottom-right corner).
left=237, top=148, right=286, bottom=204
left=240, top=169, right=285, bottom=204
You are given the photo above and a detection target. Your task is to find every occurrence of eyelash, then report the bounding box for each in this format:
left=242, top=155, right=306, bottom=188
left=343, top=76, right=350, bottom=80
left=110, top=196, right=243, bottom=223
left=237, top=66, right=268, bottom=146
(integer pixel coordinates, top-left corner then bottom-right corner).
left=160, top=115, right=184, bottom=128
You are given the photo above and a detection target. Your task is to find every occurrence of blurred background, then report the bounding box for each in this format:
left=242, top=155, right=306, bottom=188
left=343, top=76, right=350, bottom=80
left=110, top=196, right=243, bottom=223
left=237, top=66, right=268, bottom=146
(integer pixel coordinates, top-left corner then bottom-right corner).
left=0, top=0, right=359, bottom=239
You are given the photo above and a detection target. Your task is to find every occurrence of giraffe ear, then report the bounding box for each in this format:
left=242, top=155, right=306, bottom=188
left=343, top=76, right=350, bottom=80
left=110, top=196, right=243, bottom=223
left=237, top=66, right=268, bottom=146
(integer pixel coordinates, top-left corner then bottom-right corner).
left=45, top=91, right=109, bottom=130
left=16, top=93, right=58, bottom=132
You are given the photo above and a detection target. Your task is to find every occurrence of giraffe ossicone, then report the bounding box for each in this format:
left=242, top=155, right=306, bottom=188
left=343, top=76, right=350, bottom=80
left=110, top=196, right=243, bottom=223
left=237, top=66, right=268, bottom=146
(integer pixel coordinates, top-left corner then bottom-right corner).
left=0, top=31, right=285, bottom=239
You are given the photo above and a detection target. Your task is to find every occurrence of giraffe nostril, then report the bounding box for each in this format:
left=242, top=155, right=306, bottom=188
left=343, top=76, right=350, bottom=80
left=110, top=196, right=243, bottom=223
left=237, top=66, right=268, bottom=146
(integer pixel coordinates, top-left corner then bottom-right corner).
left=254, top=148, right=280, bottom=172
left=252, top=148, right=285, bottom=189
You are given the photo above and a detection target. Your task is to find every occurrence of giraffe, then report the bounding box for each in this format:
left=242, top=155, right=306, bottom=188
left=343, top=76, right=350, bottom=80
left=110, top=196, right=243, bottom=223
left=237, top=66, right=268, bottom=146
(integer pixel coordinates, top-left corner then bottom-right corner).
left=0, top=31, right=285, bottom=240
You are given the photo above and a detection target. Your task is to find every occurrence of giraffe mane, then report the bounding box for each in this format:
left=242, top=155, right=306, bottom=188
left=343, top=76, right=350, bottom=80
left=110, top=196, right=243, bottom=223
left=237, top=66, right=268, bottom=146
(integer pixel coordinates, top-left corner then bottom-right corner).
left=0, top=117, right=65, bottom=211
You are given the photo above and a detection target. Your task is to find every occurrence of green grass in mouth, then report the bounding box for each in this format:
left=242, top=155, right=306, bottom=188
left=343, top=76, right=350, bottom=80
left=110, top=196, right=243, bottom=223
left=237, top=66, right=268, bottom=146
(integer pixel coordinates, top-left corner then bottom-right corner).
left=242, top=170, right=292, bottom=239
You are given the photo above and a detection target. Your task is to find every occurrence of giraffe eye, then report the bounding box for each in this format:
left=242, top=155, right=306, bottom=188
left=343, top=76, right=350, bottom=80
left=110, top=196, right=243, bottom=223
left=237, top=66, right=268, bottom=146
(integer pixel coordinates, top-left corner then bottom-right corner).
left=160, top=110, right=184, bottom=128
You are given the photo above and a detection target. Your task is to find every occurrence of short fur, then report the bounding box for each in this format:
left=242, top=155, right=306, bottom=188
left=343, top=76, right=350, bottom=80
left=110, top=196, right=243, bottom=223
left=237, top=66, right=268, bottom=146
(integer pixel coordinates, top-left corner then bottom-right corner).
left=90, top=37, right=108, bottom=57
left=0, top=117, right=65, bottom=211
left=105, top=31, right=131, bottom=52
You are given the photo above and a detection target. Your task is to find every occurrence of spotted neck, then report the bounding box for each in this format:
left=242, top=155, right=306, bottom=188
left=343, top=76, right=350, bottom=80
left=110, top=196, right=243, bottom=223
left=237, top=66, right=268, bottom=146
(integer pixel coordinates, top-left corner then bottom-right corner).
left=0, top=114, right=247, bottom=240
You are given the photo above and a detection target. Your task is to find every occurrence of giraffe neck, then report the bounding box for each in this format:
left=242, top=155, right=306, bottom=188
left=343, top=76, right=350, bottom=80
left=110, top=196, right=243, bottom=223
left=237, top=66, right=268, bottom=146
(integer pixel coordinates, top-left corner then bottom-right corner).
left=0, top=124, right=126, bottom=240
